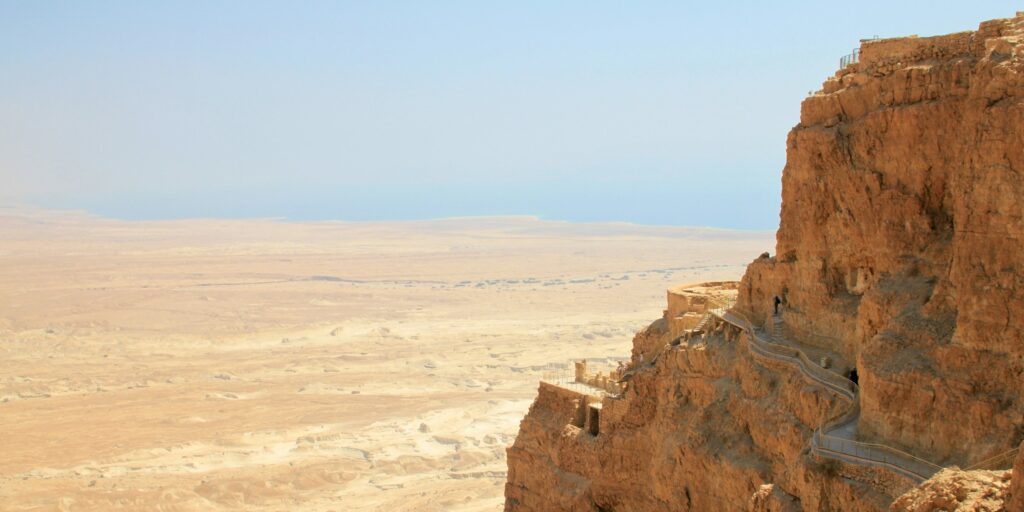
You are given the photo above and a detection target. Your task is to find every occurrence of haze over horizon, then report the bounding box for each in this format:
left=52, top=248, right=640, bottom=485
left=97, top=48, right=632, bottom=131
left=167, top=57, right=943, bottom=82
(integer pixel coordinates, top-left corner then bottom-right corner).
left=2, top=1, right=1018, bottom=230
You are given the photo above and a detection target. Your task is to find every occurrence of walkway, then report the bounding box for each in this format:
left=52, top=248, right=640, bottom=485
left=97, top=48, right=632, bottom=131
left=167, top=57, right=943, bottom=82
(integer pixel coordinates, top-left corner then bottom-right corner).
left=709, top=307, right=943, bottom=483
left=537, top=301, right=1019, bottom=481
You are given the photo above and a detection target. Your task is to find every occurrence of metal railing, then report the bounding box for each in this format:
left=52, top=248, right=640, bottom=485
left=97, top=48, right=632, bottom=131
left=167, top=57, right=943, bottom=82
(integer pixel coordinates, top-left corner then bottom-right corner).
left=709, top=306, right=945, bottom=482
left=540, top=370, right=608, bottom=396
left=540, top=361, right=623, bottom=398
left=720, top=307, right=855, bottom=400
left=813, top=430, right=943, bottom=483
left=964, top=446, right=1021, bottom=471
left=777, top=311, right=1021, bottom=475
left=840, top=48, right=860, bottom=68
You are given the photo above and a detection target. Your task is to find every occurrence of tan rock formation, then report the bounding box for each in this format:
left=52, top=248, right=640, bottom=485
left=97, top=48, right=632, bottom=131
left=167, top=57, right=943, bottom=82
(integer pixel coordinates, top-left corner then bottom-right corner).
left=889, top=468, right=1012, bottom=511
left=748, top=484, right=801, bottom=512
left=505, top=12, right=1024, bottom=512
left=507, top=303, right=903, bottom=510
left=739, top=12, right=1024, bottom=465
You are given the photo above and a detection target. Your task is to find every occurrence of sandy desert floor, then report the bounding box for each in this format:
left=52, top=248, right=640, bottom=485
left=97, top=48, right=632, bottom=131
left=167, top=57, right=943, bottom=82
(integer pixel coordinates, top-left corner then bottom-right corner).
left=0, top=208, right=772, bottom=511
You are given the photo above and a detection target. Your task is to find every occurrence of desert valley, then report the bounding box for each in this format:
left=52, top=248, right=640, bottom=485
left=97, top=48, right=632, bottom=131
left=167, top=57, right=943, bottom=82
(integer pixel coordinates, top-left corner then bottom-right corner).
left=0, top=209, right=771, bottom=511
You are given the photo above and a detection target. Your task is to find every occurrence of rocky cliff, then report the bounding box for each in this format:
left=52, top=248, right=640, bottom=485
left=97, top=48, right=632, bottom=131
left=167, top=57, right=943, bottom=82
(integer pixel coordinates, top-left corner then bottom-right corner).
left=506, top=311, right=903, bottom=510
left=505, top=12, right=1024, bottom=512
left=739, top=12, right=1024, bottom=465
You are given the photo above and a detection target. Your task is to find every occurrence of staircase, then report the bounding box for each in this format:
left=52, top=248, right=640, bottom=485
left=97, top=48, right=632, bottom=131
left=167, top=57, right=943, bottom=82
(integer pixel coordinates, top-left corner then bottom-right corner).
left=770, top=313, right=783, bottom=342
left=693, top=312, right=713, bottom=333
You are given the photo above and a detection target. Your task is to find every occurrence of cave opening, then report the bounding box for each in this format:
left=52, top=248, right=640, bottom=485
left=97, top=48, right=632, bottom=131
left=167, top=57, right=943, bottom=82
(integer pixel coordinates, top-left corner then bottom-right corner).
left=587, top=405, right=600, bottom=436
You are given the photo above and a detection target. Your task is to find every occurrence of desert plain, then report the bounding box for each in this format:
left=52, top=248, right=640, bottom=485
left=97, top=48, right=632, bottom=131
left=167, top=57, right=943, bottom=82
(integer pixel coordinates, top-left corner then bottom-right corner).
left=0, top=208, right=772, bottom=511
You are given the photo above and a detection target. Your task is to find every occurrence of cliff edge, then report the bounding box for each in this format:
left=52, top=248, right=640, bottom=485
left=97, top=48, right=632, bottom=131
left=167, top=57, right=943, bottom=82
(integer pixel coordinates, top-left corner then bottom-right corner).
left=739, top=12, right=1024, bottom=464
left=505, top=12, right=1024, bottom=511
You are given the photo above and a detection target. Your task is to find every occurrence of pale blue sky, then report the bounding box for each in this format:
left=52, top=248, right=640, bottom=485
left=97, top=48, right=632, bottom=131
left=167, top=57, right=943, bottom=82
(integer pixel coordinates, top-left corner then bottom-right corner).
left=1, top=2, right=1017, bottom=229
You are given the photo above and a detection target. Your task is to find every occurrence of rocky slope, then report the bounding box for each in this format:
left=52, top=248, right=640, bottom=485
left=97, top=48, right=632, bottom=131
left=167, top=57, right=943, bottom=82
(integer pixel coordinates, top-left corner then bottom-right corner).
left=505, top=12, right=1024, bottom=511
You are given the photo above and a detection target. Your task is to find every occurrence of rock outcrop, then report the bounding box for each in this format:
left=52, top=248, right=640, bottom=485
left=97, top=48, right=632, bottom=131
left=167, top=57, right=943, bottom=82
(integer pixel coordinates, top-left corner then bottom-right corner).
left=749, top=484, right=801, bottom=512
left=889, top=468, right=1013, bottom=511
left=505, top=12, right=1024, bottom=512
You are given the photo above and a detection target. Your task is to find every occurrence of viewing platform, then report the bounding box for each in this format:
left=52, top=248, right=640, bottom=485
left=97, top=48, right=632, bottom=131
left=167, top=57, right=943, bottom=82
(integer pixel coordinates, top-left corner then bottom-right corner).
left=540, top=358, right=627, bottom=398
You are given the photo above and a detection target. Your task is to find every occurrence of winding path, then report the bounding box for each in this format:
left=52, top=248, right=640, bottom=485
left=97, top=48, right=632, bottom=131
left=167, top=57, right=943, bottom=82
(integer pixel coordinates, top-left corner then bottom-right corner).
left=541, top=302, right=1018, bottom=482
left=709, top=307, right=943, bottom=483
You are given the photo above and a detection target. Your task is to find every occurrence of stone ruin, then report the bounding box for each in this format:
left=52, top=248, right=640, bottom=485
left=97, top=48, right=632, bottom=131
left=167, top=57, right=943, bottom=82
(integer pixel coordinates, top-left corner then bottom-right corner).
left=574, top=360, right=624, bottom=396
left=665, top=281, right=739, bottom=339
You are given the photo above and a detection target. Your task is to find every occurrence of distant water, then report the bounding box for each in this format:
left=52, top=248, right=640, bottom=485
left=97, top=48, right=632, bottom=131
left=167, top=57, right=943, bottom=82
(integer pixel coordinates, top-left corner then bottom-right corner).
left=35, top=177, right=782, bottom=231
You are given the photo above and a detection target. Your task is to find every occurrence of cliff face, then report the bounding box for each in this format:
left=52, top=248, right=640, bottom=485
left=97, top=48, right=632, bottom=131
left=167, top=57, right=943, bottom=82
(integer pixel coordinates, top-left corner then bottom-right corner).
left=739, top=12, right=1024, bottom=464
left=505, top=12, right=1024, bottom=512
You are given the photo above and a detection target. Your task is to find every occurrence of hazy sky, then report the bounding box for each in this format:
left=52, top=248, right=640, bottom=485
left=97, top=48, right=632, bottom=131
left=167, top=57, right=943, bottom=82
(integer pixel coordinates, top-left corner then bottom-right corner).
left=1, top=2, right=1018, bottom=229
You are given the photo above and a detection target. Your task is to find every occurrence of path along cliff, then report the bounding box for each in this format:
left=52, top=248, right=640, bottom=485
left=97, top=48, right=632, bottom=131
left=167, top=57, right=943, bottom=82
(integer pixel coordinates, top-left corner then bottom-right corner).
left=504, top=12, right=1024, bottom=511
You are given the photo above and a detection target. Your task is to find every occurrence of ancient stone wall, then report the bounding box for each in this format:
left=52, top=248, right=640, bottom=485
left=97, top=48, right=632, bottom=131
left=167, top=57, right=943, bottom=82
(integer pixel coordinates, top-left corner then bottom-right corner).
left=665, top=282, right=740, bottom=339
left=858, top=31, right=974, bottom=71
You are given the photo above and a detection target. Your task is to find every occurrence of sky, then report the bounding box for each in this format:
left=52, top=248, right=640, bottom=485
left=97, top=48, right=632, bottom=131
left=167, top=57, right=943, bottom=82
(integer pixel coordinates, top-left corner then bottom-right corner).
left=0, top=1, right=1018, bottom=229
